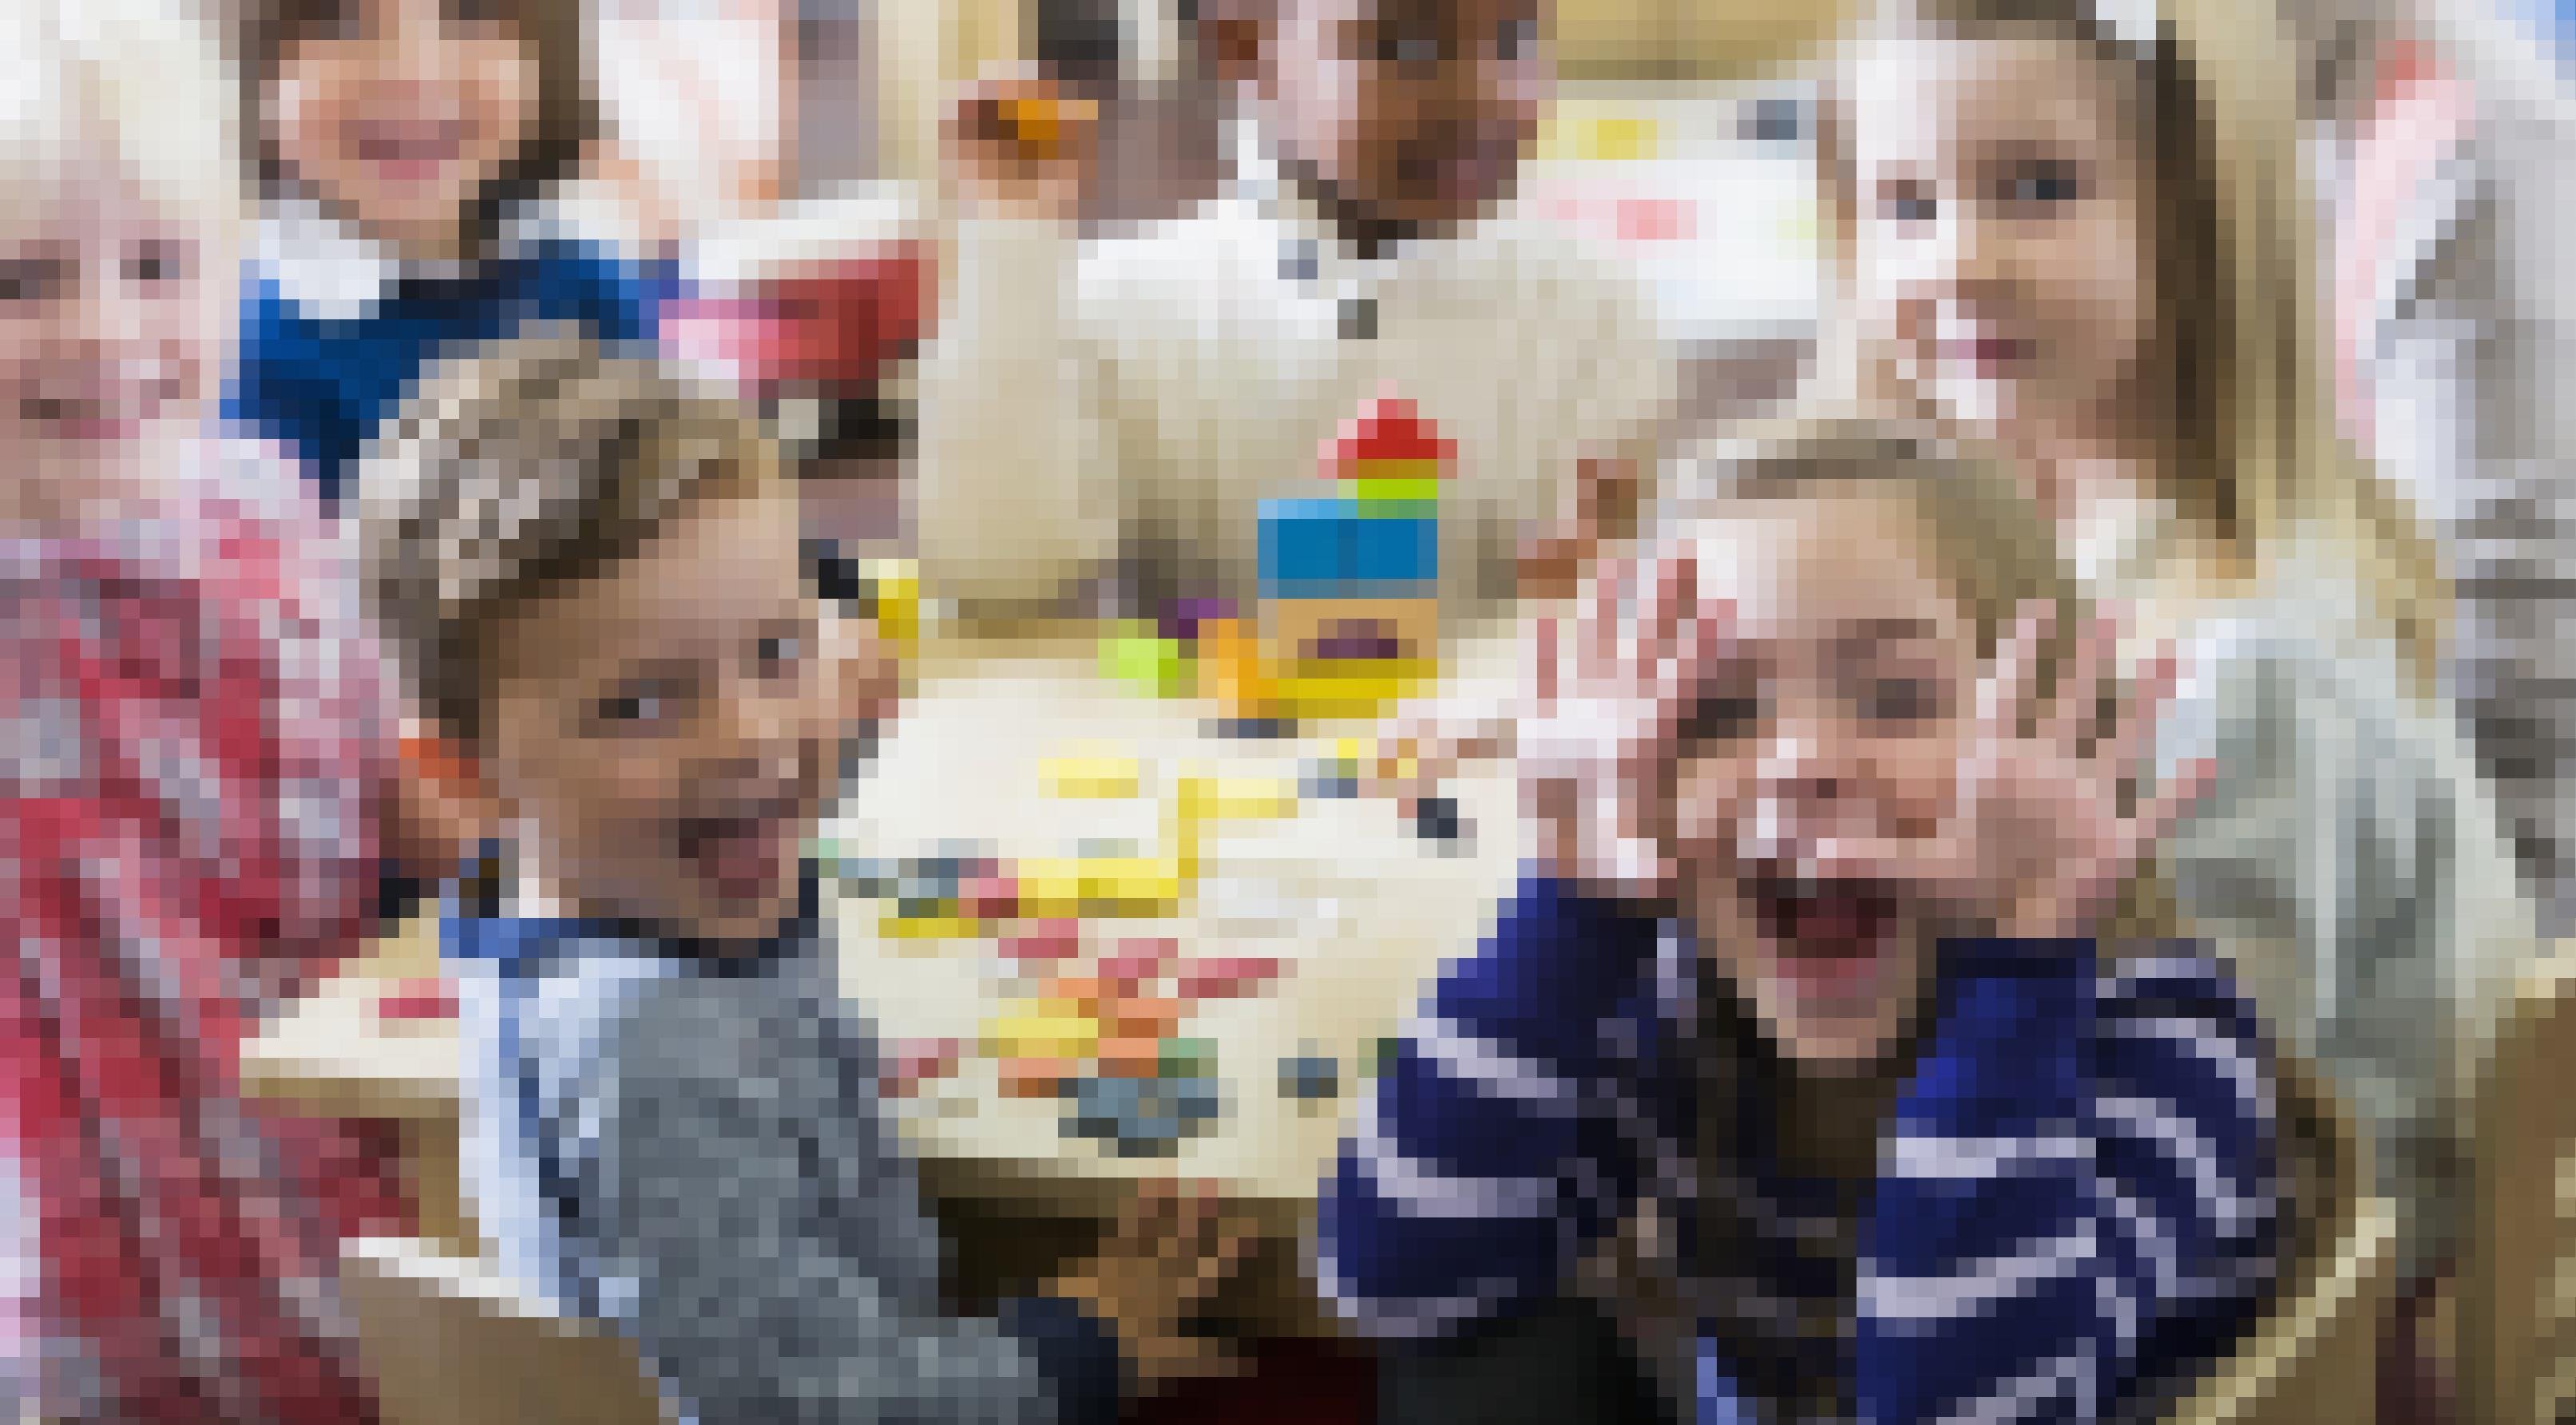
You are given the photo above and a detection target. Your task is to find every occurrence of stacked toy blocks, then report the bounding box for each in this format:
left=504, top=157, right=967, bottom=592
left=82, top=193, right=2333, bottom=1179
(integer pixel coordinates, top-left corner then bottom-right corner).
left=1255, top=392, right=1449, bottom=720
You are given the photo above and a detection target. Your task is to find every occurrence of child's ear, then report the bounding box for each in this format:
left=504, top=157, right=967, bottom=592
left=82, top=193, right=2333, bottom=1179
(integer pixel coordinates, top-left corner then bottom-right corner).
left=391, top=720, right=503, bottom=885
left=1195, top=0, right=1272, bottom=90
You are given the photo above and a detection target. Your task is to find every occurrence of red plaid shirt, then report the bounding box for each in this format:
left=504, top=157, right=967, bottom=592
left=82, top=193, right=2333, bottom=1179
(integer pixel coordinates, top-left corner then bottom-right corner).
left=5, top=477, right=408, bottom=1423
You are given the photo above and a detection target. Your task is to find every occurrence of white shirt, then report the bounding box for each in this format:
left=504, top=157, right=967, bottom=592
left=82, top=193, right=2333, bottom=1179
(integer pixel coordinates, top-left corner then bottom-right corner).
left=912, top=121, right=1682, bottom=612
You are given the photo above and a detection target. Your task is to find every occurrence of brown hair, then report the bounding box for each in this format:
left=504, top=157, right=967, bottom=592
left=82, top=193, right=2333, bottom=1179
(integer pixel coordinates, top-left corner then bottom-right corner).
left=355, top=329, right=777, bottom=743
left=1656, top=412, right=2186, bottom=944
left=1815, top=0, right=2448, bottom=694
left=243, top=0, right=592, bottom=247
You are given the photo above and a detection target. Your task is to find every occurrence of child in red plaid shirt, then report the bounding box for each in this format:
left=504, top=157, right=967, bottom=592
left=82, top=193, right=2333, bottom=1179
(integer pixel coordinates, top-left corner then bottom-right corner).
left=3, top=2, right=410, bottom=1419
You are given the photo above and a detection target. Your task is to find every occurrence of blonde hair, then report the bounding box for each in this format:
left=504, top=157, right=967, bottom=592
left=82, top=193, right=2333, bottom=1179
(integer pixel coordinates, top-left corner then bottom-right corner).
left=1657, top=414, right=2186, bottom=944
left=355, top=330, right=779, bottom=743
left=0, top=0, right=248, bottom=246
left=1817, top=0, right=2448, bottom=695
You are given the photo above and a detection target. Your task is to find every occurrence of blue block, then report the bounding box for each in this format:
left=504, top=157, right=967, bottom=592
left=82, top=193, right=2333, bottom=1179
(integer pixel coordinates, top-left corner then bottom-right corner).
left=1353, top=517, right=1437, bottom=584
left=1258, top=576, right=1436, bottom=601
left=1258, top=498, right=1361, bottom=584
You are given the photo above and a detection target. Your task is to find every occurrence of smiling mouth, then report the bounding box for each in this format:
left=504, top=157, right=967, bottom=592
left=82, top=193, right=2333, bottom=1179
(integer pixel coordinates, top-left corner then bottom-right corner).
left=675, top=794, right=803, bottom=902
left=352, top=125, right=469, bottom=176
left=1944, top=337, right=2036, bottom=374
left=1743, top=862, right=1903, bottom=1001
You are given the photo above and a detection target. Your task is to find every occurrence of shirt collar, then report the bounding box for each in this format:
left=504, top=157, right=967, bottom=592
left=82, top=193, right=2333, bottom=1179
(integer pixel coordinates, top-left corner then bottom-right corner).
left=446, top=862, right=824, bottom=982
left=257, top=200, right=497, bottom=321
left=1231, top=117, right=1413, bottom=305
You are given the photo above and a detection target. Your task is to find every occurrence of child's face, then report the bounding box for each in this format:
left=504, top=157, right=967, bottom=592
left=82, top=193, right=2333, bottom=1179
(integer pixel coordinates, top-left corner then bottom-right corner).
left=1845, top=29, right=2156, bottom=447
left=1258, top=0, right=1545, bottom=242
left=478, top=485, right=862, bottom=944
left=1667, top=496, right=1976, bottom=1069
left=268, top=0, right=536, bottom=257
left=0, top=164, right=224, bottom=524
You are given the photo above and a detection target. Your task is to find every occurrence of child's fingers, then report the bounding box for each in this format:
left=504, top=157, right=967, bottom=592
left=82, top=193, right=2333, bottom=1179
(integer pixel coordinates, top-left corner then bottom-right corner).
left=1980, top=603, right=2051, bottom=740
left=1583, top=555, right=1635, bottom=689
left=2043, top=613, right=2115, bottom=750
left=1529, top=612, right=1562, bottom=712
left=2095, top=647, right=2181, bottom=789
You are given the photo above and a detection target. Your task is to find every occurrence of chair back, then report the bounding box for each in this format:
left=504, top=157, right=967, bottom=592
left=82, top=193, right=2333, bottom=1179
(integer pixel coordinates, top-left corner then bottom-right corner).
left=2166, top=1054, right=2399, bottom=1424
left=341, top=1237, right=672, bottom=1425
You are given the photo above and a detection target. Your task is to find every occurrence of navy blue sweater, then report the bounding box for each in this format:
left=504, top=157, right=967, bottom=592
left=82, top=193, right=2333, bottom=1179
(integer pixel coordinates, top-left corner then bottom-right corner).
left=231, top=236, right=664, bottom=509
left=1318, top=877, right=2285, bottom=1423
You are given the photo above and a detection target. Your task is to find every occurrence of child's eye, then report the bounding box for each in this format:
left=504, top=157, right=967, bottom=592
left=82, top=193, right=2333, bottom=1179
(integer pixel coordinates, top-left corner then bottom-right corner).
left=1496, top=16, right=1538, bottom=61
left=445, top=0, right=510, bottom=24
left=1682, top=693, right=1761, bottom=744
left=2003, top=160, right=2083, bottom=208
left=0, top=259, right=54, bottom=304
left=127, top=242, right=188, bottom=287
left=1379, top=28, right=1445, bottom=69
left=1859, top=678, right=1941, bottom=725
left=755, top=631, right=804, bottom=678
left=594, top=679, right=686, bottom=731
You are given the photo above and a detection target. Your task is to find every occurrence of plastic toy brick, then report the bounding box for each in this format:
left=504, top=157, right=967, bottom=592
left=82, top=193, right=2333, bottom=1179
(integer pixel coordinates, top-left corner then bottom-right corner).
left=1269, top=596, right=1438, bottom=665
left=984, top=1013, right=1098, bottom=1061
left=1177, top=774, right=1298, bottom=822
left=1258, top=498, right=1362, bottom=585
left=1106, top=995, right=1182, bottom=1040
left=964, top=874, right=1020, bottom=920
left=375, top=979, right=458, bottom=1023
left=1258, top=576, right=1433, bottom=602
left=1098, top=1036, right=1164, bottom=1079
left=1076, top=857, right=1184, bottom=916
left=1013, top=861, right=1089, bottom=919
left=1159, top=1037, right=1216, bottom=1079
left=1040, top=754, right=1146, bottom=800
left=1002, top=1058, right=1071, bottom=1099
left=1177, top=956, right=1284, bottom=1000
left=879, top=913, right=981, bottom=942
left=1319, top=394, right=1456, bottom=473
left=1001, top=923, right=1084, bottom=964
left=1278, top=1053, right=1342, bottom=1101
left=854, top=557, right=919, bottom=651
left=1099, top=941, right=1175, bottom=988
left=1040, top=974, right=1107, bottom=1011
left=1348, top=473, right=1442, bottom=502
left=1351, top=514, right=1437, bottom=584
left=1099, top=631, right=1195, bottom=699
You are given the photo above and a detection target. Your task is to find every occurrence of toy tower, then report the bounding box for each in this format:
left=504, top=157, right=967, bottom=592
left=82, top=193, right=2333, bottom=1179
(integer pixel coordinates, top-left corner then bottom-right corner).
left=1253, top=390, right=1449, bottom=718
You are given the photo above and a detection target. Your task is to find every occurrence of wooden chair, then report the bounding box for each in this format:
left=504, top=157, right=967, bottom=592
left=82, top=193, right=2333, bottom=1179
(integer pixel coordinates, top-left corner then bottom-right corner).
left=340, top=1237, right=672, bottom=1425
left=2457, top=942, right=2576, bottom=1425
left=2166, top=1055, right=2400, bottom=1425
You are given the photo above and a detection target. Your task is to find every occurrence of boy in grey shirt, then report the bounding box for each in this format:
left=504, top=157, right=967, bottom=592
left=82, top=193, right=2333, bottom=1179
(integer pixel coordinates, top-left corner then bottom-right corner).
left=359, top=333, right=1246, bottom=1423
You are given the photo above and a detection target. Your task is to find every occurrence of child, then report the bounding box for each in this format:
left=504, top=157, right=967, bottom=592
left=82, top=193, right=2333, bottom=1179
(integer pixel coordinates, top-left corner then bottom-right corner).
left=232, top=0, right=662, bottom=509
left=913, top=0, right=1680, bottom=614
left=1821, top=0, right=2524, bottom=1284
left=1320, top=420, right=2282, bottom=1425
left=355, top=331, right=1247, bottom=1423
left=3, top=2, right=409, bottom=1419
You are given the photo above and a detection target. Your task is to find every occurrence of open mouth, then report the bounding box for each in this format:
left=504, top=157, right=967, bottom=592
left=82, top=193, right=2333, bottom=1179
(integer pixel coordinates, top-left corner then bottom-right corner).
left=674, top=794, right=802, bottom=904
left=1943, top=336, right=2036, bottom=378
left=1742, top=862, right=1902, bottom=1004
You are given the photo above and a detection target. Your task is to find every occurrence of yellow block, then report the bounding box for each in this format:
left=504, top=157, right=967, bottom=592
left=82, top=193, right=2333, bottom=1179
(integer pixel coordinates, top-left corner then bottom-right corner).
left=1340, top=458, right=1445, bottom=484
left=1274, top=661, right=1432, bottom=718
left=1079, top=857, right=1184, bottom=915
left=860, top=558, right=919, bottom=651
left=1580, top=116, right=1659, bottom=162
left=1176, top=774, right=1298, bottom=822
left=981, top=1013, right=1099, bottom=1060
left=878, top=914, right=981, bottom=941
left=1040, top=754, right=1144, bottom=800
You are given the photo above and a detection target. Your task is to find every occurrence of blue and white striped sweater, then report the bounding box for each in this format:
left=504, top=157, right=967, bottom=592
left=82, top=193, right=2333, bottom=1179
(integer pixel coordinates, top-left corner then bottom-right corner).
left=1318, top=877, right=2283, bottom=1423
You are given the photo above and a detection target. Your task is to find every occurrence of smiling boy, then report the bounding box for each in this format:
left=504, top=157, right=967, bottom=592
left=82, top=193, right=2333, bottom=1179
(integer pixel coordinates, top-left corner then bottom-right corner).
left=358, top=331, right=1244, bottom=1423
left=915, top=0, right=1681, bottom=615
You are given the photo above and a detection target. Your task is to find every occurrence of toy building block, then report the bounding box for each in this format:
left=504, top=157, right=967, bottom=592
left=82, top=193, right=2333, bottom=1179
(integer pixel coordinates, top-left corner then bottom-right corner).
left=1040, top=974, right=1107, bottom=1013
left=1040, top=753, right=1146, bottom=800
left=1175, top=774, right=1298, bottom=824
left=1177, top=956, right=1284, bottom=1001
left=1198, top=618, right=1277, bottom=718
left=1001, top=922, right=1084, bottom=965
left=854, top=558, right=920, bottom=651
left=374, top=978, right=458, bottom=1024
left=1106, top=995, right=1181, bottom=1041
left=1272, top=660, right=1433, bottom=719
left=1098, top=938, right=1176, bottom=989
left=1098, top=1037, right=1164, bottom=1079
left=1269, top=596, right=1440, bottom=667
left=879, top=912, right=979, bottom=942
left=1099, top=626, right=1196, bottom=699
left=1002, top=1057, right=1072, bottom=1099
left=1278, top=1053, right=1342, bottom=1101
left=1159, top=1037, right=1217, bottom=1079
left=1074, top=857, right=1184, bottom=916
left=964, top=873, right=1020, bottom=920
left=1318, top=393, right=1456, bottom=478
left=1349, top=475, right=1441, bottom=505
left=1169, top=1077, right=1223, bottom=1124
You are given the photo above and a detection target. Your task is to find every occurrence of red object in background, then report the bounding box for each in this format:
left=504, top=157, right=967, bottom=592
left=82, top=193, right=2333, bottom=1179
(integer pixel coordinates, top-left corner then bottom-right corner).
left=660, top=239, right=933, bottom=400
left=374, top=979, right=459, bottom=1023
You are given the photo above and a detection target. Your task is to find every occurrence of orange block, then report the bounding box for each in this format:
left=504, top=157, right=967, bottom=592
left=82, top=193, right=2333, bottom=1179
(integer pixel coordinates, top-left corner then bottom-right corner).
left=1108, top=996, right=1182, bottom=1040
left=1042, top=975, right=1108, bottom=1012
left=1200, top=618, right=1274, bottom=715
left=1001, top=1059, right=1068, bottom=1098
left=1098, top=1037, right=1164, bottom=1079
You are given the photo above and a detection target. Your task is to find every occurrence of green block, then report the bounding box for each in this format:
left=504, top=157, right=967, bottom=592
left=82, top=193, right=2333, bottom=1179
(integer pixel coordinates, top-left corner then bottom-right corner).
left=1357, top=499, right=1439, bottom=520
left=1100, top=631, right=1195, bottom=698
left=1159, top=1037, right=1216, bottom=1079
left=1352, top=477, right=1441, bottom=504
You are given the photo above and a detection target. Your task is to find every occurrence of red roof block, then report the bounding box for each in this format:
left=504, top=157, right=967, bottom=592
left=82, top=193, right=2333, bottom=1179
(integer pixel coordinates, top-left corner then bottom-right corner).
left=1318, top=391, right=1456, bottom=474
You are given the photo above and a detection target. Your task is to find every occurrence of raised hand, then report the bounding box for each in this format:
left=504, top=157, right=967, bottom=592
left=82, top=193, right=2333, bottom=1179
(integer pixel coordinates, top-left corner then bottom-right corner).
left=1817, top=602, right=2212, bottom=940
left=1048, top=1180, right=1255, bottom=1387
left=1516, top=552, right=1731, bottom=905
